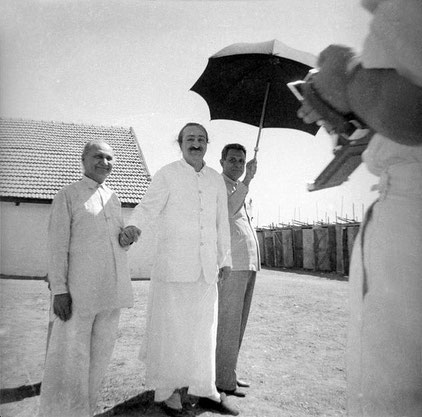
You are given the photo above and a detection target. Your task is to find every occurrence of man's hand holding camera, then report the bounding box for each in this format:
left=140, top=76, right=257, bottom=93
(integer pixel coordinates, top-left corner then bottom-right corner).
left=296, top=44, right=367, bottom=139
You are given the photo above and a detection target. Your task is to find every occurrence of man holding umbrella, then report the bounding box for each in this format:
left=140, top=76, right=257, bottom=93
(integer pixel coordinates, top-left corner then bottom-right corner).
left=216, top=143, right=260, bottom=397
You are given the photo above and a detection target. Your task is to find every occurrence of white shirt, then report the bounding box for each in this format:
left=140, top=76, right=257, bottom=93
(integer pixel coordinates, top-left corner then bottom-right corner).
left=48, top=175, right=133, bottom=314
left=223, top=174, right=260, bottom=271
left=131, top=159, right=232, bottom=283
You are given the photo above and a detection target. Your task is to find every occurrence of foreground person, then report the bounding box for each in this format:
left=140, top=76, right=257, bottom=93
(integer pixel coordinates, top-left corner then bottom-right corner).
left=38, top=140, right=138, bottom=417
left=123, top=123, right=239, bottom=416
left=297, top=1, right=422, bottom=415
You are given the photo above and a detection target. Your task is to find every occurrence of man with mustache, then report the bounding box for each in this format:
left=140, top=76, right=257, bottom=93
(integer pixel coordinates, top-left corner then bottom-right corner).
left=38, top=140, right=138, bottom=417
left=122, top=123, right=239, bottom=416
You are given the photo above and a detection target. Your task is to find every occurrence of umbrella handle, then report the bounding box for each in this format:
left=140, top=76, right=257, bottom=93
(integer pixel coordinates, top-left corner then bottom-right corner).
left=254, top=82, right=271, bottom=158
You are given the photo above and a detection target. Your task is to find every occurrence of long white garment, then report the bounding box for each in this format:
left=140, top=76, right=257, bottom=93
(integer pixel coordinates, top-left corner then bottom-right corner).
left=39, top=176, right=133, bottom=417
left=131, top=158, right=231, bottom=399
left=347, top=1, right=422, bottom=415
left=143, top=275, right=219, bottom=400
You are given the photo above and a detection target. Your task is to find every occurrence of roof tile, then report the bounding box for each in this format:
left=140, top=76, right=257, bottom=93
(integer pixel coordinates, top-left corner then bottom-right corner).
left=0, top=118, right=151, bottom=204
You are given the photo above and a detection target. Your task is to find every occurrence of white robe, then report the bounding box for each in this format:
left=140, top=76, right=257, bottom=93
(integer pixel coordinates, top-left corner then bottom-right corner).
left=38, top=176, right=133, bottom=417
left=131, top=159, right=231, bottom=400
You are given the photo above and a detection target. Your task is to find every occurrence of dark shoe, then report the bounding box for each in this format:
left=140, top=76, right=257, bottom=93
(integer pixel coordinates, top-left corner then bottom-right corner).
left=198, top=393, right=239, bottom=416
left=217, top=387, right=246, bottom=397
left=160, top=402, right=185, bottom=417
left=237, top=379, right=250, bottom=388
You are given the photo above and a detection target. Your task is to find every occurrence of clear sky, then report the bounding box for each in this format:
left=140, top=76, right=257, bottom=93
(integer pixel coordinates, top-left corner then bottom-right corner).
left=0, top=0, right=378, bottom=226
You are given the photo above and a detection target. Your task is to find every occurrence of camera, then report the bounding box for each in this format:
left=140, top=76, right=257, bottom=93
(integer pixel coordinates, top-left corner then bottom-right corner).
left=287, top=69, right=370, bottom=142
left=287, top=70, right=373, bottom=191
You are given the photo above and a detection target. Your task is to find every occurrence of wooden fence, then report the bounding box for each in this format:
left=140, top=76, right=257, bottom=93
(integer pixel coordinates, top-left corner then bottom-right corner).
left=256, top=224, right=361, bottom=276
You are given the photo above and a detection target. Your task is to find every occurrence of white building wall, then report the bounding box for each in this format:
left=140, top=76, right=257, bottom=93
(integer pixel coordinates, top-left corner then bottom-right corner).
left=0, top=202, right=50, bottom=277
left=0, top=202, right=152, bottom=279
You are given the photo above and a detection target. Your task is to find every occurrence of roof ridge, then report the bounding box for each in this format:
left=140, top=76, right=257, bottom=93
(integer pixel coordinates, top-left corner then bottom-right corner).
left=0, top=116, right=133, bottom=131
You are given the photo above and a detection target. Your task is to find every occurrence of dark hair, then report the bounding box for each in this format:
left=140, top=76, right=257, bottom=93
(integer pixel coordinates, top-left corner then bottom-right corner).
left=221, top=143, right=247, bottom=160
left=177, top=123, right=209, bottom=147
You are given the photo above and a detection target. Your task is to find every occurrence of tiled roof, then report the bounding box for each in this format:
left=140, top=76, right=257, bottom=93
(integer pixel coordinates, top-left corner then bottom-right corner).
left=0, top=118, right=151, bottom=205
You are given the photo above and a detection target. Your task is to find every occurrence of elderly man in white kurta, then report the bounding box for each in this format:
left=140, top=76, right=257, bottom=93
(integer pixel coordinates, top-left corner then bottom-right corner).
left=123, top=123, right=239, bottom=416
left=216, top=144, right=260, bottom=397
left=38, top=140, right=137, bottom=417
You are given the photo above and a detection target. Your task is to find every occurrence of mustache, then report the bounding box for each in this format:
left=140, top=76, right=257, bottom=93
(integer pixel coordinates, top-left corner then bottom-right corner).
left=188, top=146, right=203, bottom=151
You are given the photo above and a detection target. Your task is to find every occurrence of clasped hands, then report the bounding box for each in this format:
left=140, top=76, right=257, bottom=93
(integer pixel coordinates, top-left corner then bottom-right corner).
left=119, top=225, right=141, bottom=247
left=54, top=225, right=142, bottom=322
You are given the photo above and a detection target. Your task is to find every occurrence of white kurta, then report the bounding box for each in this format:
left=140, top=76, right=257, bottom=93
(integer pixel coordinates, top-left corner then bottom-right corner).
left=47, top=175, right=133, bottom=312
left=347, top=1, right=422, bottom=416
left=131, top=159, right=231, bottom=400
left=131, top=159, right=231, bottom=283
left=38, top=176, right=133, bottom=417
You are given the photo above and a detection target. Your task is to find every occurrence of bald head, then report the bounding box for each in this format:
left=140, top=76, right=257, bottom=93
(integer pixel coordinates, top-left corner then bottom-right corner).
left=81, top=140, right=115, bottom=184
left=82, top=140, right=113, bottom=158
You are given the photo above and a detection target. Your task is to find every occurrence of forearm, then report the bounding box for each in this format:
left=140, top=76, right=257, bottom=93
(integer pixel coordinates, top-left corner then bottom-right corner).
left=347, top=66, right=422, bottom=145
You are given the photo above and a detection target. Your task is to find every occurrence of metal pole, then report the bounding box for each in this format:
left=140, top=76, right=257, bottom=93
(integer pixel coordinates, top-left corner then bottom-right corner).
left=254, top=82, right=271, bottom=159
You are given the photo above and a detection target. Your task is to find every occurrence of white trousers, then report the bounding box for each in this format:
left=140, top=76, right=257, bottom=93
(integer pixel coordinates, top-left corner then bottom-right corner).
left=38, top=308, right=120, bottom=417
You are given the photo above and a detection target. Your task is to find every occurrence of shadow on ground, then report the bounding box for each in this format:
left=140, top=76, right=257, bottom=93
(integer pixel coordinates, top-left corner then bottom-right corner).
left=96, top=389, right=221, bottom=416
left=0, top=385, right=217, bottom=416
left=0, top=382, right=41, bottom=404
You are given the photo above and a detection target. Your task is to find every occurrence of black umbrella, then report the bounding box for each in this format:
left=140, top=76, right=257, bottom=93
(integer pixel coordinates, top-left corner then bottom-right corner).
left=190, top=39, right=319, bottom=156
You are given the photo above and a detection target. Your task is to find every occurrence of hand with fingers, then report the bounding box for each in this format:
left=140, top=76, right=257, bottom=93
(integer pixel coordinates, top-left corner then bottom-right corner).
left=243, top=158, right=257, bottom=187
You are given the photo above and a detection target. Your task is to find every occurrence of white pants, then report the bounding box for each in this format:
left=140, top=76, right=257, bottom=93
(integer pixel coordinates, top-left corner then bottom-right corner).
left=38, top=308, right=120, bottom=417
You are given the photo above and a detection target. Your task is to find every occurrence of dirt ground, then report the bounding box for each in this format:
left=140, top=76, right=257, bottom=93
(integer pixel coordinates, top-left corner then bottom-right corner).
left=0, top=268, right=349, bottom=417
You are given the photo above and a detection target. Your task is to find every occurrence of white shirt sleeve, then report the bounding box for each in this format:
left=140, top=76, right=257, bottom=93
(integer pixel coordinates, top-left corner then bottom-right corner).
left=129, top=168, right=170, bottom=232
left=47, top=189, right=71, bottom=295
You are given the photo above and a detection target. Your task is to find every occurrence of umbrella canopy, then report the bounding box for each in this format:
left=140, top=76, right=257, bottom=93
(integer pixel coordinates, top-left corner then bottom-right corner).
left=191, top=39, right=320, bottom=155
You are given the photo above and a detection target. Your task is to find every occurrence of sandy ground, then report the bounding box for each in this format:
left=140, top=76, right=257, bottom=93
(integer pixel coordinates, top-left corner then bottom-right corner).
left=0, top=269, right=349, bottom=417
